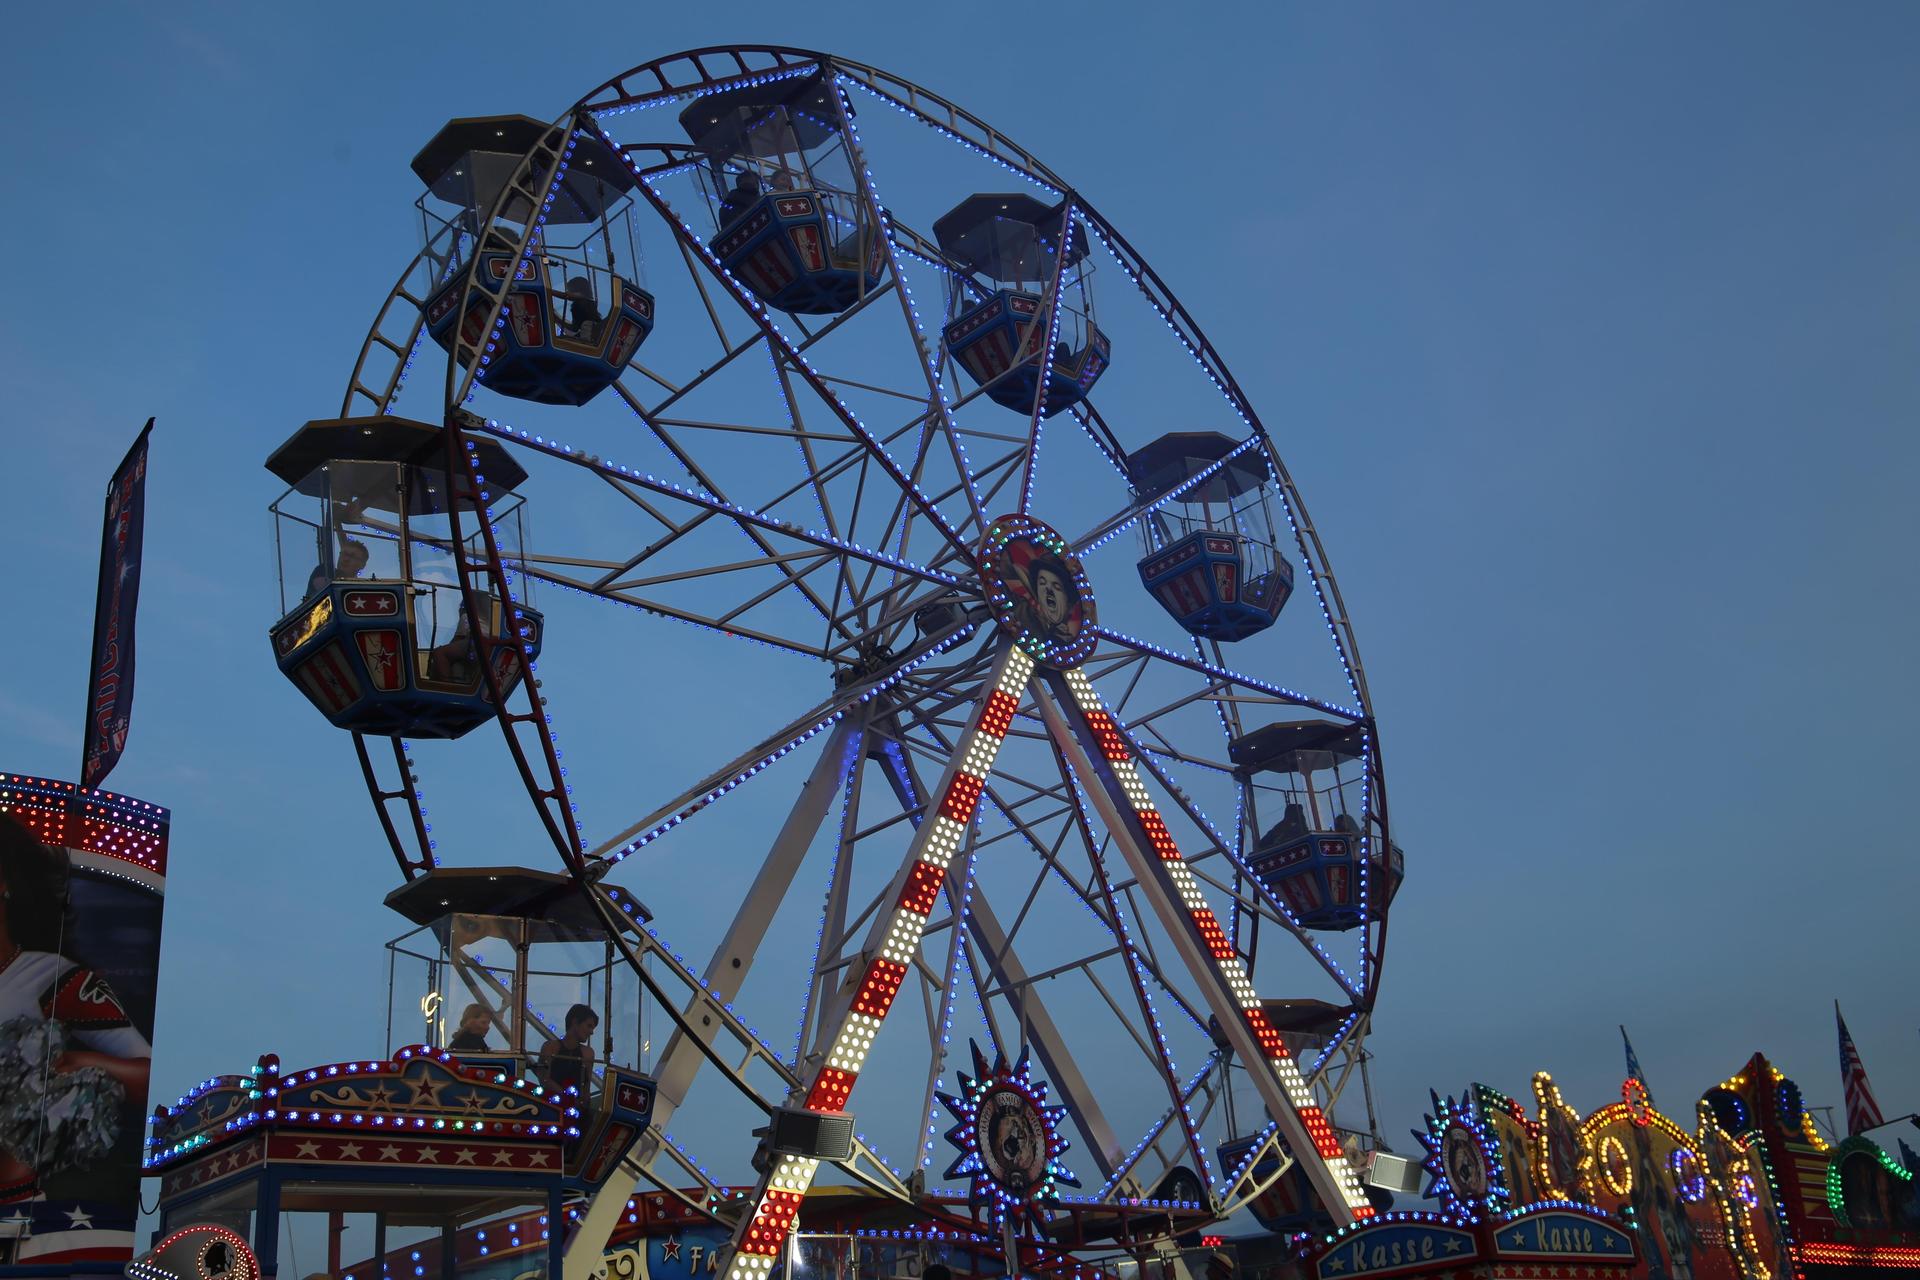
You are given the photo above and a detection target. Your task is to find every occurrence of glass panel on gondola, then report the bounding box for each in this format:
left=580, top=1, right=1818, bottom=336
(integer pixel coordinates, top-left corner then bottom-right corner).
left=934, top=193, right=1109, bottom=416
left=414, top=115, right=655, bottom=407
left=1128, top=431, right=1293, bottom=641
left=266, top=417, right=544, bottom=740
left=383, top=866, right=651, bottom=1084
left=1228, top=719, right=1403, bottom=931
left=680, top=73, right=883, bottom=315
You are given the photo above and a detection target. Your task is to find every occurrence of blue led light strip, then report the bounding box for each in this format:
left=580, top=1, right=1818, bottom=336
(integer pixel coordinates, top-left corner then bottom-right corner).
left=601, top=624, right=976, bottom=865
left=830, top=76, right=987, bottom=533
left=1088, top=626, right=1363, bottom=722
left=469, top=419, right=961, bottom=591
left=578, top=115, right=974, bottom=561
left=1074, top=434, right=1263, bottom=557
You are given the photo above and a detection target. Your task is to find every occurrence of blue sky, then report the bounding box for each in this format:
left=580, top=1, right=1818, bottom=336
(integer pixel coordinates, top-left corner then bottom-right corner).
left=2, top=0, right=1918, bottom=1222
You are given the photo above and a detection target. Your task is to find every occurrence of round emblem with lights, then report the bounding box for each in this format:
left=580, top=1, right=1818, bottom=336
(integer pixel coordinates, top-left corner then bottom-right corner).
left=977, top=514, right=1097, bottom=669
left=939, top=1043, right=1079, bottom=1222
left=1418, top=1091, right=1505, bottom=1213
left=1440, top=1117, right=1491, bottom=1203
left=976, top=1081, right=1050, bottom=1194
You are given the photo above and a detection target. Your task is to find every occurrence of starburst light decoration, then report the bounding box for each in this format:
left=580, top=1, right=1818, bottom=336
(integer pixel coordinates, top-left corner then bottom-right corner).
left=938, top=1042, right=1079, bottom=1225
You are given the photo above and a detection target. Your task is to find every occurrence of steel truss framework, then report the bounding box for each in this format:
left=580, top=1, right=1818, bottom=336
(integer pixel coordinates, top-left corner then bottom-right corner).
left=327, top=45, right=1397, bottom=1280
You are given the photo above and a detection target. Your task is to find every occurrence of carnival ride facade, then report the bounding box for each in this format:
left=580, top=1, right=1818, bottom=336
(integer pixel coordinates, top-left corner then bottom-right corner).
left=1359, top=1053, right=1920, bottom=1280
left=147, top=46, right=1417, bottom=1280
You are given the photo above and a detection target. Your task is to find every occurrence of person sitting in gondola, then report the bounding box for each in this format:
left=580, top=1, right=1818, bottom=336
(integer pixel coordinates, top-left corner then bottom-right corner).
left=1261, top=802, right=1308, bottom=848
left=559, top=277, right=602, bottom=345
left=426, top=606, right=481, bottom=685
left=304, top=497, right=371, bottom=599
left=448, top=1003, right=494, bottom=1053
left=718, top=170, right=761, bottom=227
left=539, top=1003, right=599, bottom=1097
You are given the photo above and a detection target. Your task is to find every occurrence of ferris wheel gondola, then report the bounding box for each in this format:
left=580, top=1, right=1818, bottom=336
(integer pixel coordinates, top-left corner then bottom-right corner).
left=261, top=44, right=1405, bottom=1280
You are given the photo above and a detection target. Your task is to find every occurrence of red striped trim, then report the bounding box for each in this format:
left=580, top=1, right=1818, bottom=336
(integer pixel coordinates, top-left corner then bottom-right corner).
left=1136, top=809, right=1181, bottom=860
left=898, top=860, right=944, bottom=916
left=939, top=772, right=986, bottom=824
left=1298, top=1103, right=1345, bottom=1159
left=978, top=689, right=1020, bottom=738
left=1192, top=908, right=1235, bottom=960
left=807, top=1068, right=854, bottom=1111
left=850, top=958, right=907, bottom=1019
left=741, top=1187, right=805, bottom=1254
left=1244, top=1007, right=1288, bottom=1057
left=1081, top=708, right=1131, bottom=761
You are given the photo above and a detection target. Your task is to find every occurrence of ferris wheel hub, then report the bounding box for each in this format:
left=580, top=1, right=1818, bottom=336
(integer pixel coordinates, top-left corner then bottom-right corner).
left=977, top=514, right=1098, bottom=670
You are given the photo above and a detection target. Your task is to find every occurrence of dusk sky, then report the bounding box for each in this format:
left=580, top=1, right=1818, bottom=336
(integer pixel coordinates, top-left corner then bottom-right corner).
left=2, top=0, right=1917, bottom=1232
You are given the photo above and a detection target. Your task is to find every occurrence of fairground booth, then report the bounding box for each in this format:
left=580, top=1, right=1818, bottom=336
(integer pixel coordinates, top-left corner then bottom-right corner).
left=1239, top=1052, right=1920, bottom=1280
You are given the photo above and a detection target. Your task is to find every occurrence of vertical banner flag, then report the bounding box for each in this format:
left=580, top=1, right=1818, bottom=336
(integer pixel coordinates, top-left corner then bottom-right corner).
left=80, top=421, right=152, bottom=790
left=1837, top=1002, right=1885, bottom=1136
left=1621, top=1025, right=1655, bottom=1107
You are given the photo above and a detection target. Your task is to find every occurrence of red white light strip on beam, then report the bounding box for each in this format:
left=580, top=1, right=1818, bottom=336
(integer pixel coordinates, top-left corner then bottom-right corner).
left=1056, top=666, right=1374, bottom=1219
left=726, top=647, right=1035, bottom=1280
left=1796, top=1243, right=1920, bottom=1269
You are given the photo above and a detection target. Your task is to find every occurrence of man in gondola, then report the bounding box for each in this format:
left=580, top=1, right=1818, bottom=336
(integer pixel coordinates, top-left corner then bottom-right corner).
left=718, top=169, right=761, bottom=227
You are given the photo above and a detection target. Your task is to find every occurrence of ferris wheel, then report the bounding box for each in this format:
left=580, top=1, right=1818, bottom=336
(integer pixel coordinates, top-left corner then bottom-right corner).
left=266, top=45, right=1405, bottom=1280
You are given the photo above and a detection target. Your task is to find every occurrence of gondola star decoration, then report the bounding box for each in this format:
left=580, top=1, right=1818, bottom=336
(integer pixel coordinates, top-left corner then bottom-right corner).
left=939, top=1042, right=1080, bottom=1225
left=1416, top=1088, right=1506, bottom=1216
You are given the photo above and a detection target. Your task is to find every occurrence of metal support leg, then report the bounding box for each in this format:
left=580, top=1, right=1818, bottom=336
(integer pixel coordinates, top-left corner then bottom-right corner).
left=254, top=1172, right=280, bottom=1280
left=1033, top=667, right=1373, bottom=1227
left=563, top=717, right=864, bottom=1279
left=710, top=641, right=1034, bottom=1280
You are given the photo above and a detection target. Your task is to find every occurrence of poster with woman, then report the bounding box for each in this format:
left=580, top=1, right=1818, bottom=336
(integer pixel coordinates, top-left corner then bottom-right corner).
left=0, top=779, right=168, bottom=1271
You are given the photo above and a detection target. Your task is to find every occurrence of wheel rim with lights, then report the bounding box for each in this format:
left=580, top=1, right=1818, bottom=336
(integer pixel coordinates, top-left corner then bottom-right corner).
left=326, top=45, right=1401, bottom=1279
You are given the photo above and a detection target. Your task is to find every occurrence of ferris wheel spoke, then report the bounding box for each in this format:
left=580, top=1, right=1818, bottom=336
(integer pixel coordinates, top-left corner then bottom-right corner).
left=1014, top=206, right=1078, bottom=515
left=611, top=150, right=976, bottom=571
left=1051, top=742, right=1216, bottom=1184
left=608, top=381, right=862, bottom=644
left=585, top=624, right=977, bottom=864
left=635, top=716, right=858, bottom=1132
left=897, top=713, right=1215, bottom=1040
left=630, top=267, right=895, bottom=422
left=509, top=559, right=833, bottom=660
left=674, top=230, right=736, bottom=349
left=830, top=78, right=992, bottom=547
left=1070, top=434, right=1267, bottom=560
left=690, top=641, right=1032, bottom=1280
left=1087, top=625, right=1365, bottom=722
left=866, top=709, right=1134, bottom=1182
left=472, top=418, right=965, bottom=610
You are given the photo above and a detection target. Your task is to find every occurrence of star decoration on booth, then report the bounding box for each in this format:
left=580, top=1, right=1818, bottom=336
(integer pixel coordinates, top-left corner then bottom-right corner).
left=937, top=1042, right=1078, bottom=1227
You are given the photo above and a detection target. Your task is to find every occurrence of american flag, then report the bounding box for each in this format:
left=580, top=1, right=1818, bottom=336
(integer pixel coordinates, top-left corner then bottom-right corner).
left=1837, top=1003, right=1885, bottom=1136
